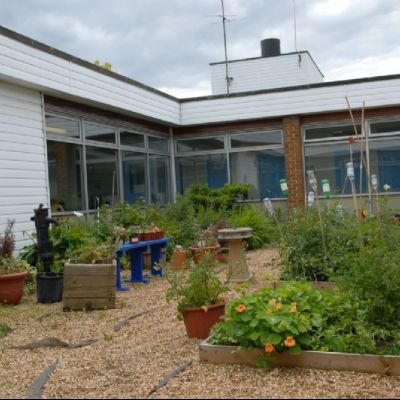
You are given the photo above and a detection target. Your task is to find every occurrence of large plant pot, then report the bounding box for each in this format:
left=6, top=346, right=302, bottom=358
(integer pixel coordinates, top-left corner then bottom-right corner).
left=0, top=271, right=28, bottom=305
left=63, top=263, right=115, bottom=311
left=171, top=250, right=188, bottom=270
left=36, top=273, right=64, bottom=304
left=183, top=302, right=225, bottom=339
left=189, top=244, right=221, bottom=264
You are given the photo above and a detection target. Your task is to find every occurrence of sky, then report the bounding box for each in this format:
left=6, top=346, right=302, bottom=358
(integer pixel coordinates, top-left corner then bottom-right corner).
left=1, top=0, right=400, bottom=98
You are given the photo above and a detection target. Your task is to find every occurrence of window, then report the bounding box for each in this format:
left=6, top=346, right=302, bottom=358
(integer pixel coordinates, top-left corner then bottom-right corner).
left=176, top=137, right=225, bottom=153
left=47, top=141, right=84, bottom=212
left=86, top=147, right=118, bottom=209
left=148, top=136, right=169, bottom=153
left=149, top=155, right=171, bottom=204
left=370, top=119, right=400, bottom=136
left=304, top=143, right=366, bottom=195
left=230, top=149, right=285, bottom=199
left=230, top=130, right=282, bottom=148
left=305, top=124, right=361, bottom=141
left=369, top=138, right=400, bottom=192
left=85, top=122, right=116, bottom=144
left=120, top=130, right=145, bottom=147
left=122, top=151, right=146, bottom=203
left=175, top=154, right=228, bottom=194
left=46, top=116, right=80, bottom=138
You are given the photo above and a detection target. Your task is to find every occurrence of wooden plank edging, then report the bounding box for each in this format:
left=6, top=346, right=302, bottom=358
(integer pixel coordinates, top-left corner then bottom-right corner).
left=199, top=340, right=400, bottom=375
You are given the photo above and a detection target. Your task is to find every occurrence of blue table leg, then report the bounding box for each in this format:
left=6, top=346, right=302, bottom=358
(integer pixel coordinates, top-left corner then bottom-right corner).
left=148, top=243, right=166, bottom=277
left=116, top=253, right=129, bottom=291
left=125, top=247, right=150, bottom=284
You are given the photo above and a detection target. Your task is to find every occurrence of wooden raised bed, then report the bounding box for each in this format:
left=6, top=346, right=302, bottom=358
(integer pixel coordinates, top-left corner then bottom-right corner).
left=199, top=340, right=400, bottom=375
left=63, top=263, right=116, bottom=311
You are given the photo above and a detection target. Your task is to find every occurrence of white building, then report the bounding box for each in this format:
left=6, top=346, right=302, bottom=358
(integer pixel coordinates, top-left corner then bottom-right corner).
left=1, top=26, right=400, bottom=250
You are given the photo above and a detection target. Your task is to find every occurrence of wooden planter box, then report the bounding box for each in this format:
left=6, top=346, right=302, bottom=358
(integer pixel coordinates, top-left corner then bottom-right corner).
left=63, top=263, right=116, bottom=311
left=199, top=340, right=400, bottom=375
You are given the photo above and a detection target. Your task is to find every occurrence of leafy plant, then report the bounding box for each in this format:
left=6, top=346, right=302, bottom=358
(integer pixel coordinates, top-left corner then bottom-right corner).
left=209, top=282, right=335, bottom=356
left=0, top=220, right=15, bottom=258
left=228, top=205, right=278, bottom=250
left=66, top=239, right=115, bottom=264
left=166, top=252, right=229, bottom=319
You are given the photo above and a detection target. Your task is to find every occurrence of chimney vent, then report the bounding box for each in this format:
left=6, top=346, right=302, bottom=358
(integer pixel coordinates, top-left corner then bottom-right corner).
left=261, top=38, right=281, bottom=57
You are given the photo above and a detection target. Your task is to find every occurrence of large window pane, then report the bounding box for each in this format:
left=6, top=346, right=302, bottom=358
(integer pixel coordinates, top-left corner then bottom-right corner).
left=176, top=137, right=225, bottom=153
left=369, top=139, right=400, bottom=192
left=122, top=151, right=146, bottom=203
left=148, top=136, right=169, bottom=153
left=305, top=124, right=361, bottom=141
left=231, top=130, right=282, bottom=148
left=85, top=122, right=116, bottom=144
left=149, top=155, right=171, bottom=204
left=120, top=130, right=145, bottom=147
left=230, top=149, right=285, bottom=199
left=305, top=143, right=366, bottom=195
left=47, top=141, right=83, bottom=211
left=46, top=116, right=80, bottom=138
left=86, top=147, right=118, bottom=209
left=175, top=154, right=228, bottom=194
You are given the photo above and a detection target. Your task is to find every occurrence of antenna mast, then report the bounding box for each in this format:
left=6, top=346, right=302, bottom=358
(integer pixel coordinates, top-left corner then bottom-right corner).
left=293, top=0, right=298, bottom=52
left=220, top=0, right=232, bottom=95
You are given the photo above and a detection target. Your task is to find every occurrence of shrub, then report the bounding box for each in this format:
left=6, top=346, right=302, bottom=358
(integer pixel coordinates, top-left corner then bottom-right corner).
left=228, top=205, right=278, bottom=250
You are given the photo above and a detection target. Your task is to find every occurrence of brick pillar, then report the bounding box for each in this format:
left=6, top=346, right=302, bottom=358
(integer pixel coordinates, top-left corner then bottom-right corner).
left=283, top=116, right=305, bottom=210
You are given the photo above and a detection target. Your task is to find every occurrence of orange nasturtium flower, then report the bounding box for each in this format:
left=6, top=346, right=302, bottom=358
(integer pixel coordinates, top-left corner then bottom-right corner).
left=274, top=303, right=282, bottom=311
left=265, top=343, right=275, bottom=353
left=284, top=336, right=296, bottom=347
left=268, top=298, right=277, bottom=305
left=290, top=302, right=297, bottom=313
left=236, top=304, right=246, bottom=313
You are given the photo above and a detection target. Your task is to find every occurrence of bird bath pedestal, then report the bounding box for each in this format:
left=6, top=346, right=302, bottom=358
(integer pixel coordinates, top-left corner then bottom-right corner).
left=217, top=228, right=253, bottom=283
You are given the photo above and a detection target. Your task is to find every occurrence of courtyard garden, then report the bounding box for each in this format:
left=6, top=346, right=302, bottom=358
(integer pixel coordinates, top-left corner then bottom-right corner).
left=1, top=183, right=400, bottom=398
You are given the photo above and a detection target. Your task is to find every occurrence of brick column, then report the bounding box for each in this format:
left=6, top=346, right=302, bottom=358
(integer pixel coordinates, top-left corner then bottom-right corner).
left=283, top=116, right=305, bottom=210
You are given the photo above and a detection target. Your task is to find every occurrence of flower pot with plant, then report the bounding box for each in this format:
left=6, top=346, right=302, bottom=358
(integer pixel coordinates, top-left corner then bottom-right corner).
left=63, top=239, right=117, bottom=311
left=0, top=220, right=34, bottom=305
left=189, top=228, right=220, bottom=264
left=170, top=245, right=189, bottom=270
left=166, top=252, right=228, bottom=339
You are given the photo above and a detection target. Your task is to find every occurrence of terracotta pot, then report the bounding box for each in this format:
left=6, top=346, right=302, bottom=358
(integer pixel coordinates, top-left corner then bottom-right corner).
left=171, top=250, right=188, bottom=270
left=189, top=244, right=221, bottom=264
left=214, top=251, right=228, bottom=263
left=0, top=271, right=28, bottom=305
left=142, top=232, right=153, bottom=241
left=183, top=302, right=225, bottom=339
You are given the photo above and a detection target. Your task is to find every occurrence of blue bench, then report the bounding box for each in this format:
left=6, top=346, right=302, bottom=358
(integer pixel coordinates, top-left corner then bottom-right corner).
left=115, top=238, right=170, bottom=291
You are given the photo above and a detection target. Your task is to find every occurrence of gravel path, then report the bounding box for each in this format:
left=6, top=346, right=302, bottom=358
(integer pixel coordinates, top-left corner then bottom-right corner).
left=1, top=248, right=399, bottom=399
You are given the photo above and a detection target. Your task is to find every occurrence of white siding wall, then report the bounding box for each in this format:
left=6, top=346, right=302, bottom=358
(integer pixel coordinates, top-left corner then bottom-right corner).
left=182, top=78, right=400, bottom=125
left=210, top=53, right=323, bottom=95
left=0, top=81, right=48, bottom=252
left=0, top=33, right=180, bottom=125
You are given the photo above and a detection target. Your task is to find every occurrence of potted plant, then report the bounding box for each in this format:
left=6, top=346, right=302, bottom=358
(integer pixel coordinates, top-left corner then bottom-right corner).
left=170, top=245, right=189, bottom=270
left=0, top=220, right=34, bottom=305
left=189, top=228, right=221, bottom=264
left=166, top=252, right=229, bottom=339
left=63, top=240, right=117, bottom=311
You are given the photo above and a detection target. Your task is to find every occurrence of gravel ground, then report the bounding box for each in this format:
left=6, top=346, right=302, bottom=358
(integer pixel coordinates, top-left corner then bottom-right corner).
left=1, top=248, right=400, bottom=399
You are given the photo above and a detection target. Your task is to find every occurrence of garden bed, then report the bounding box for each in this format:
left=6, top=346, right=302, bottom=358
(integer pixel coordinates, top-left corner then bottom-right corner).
left=199, top=339, right=400, bottom=376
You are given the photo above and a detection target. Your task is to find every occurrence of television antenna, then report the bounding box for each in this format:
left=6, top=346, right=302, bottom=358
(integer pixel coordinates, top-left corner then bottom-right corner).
left=293, top=0, right=298, bottom=52
left=218, top=0, right=233, bottom=95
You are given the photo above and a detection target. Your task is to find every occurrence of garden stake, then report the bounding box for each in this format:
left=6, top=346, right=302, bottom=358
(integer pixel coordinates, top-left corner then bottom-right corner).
left=109, top=170, right=116, bottom=264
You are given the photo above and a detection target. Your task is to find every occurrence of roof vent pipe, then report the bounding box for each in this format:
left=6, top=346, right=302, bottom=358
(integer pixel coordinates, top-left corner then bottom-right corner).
left=261, top=38, right=281, bottom=57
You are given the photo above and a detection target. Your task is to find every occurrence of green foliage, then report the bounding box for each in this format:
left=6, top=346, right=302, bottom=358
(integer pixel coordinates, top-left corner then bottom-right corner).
left=0, top=257, right=34, bottom=275
left=162, top=195, right=196, bottom=250
left=187, top=183, right=251, bottom=212
left=66, top=239, right=115, bottom=264
left=228, top=205, right=278, bottom=250
left=209, top=282, right=334, bottom=355
left=278, top=206, right=360, bottom=281
left=20, top=220, right=93, bottom=273
left=166, top=252, right=229, bottom=319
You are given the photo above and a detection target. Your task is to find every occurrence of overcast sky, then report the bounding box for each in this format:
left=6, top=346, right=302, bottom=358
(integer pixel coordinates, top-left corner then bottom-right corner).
left=1, top=0, right=399, bottom=98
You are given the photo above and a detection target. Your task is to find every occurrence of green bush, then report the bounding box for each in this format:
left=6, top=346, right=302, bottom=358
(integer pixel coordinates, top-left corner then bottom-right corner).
left=228, top=205, right=278, bottom=250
